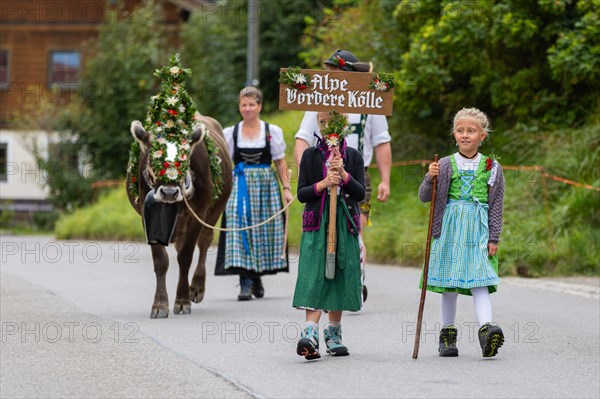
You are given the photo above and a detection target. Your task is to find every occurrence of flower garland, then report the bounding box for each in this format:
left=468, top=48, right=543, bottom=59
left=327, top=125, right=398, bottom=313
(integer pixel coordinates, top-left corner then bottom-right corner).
left=127, top=140, right=141, bottom=201
left=126, top=54, right=224, bottom=204
left=279, top=66, right=311, bottom=90
left=369, top=72, right=396, bottom=92
left=319, top=111, right=350, bottom=147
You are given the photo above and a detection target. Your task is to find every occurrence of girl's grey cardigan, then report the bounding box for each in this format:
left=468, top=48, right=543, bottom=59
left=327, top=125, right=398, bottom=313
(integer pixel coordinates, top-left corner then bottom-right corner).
left=418, top=155, right=505, bottom=244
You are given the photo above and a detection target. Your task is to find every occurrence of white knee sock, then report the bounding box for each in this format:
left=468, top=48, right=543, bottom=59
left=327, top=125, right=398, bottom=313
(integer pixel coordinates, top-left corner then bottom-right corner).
left=441, top=292, right=458, bottom=327
left=471, top=287, right=493, bottom=326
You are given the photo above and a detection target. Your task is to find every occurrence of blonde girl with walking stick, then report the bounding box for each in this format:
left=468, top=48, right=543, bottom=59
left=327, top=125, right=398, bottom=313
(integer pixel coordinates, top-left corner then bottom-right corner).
left=418, top=107, right=506, bottom=358
left=293, top=111, right=365, bottom=360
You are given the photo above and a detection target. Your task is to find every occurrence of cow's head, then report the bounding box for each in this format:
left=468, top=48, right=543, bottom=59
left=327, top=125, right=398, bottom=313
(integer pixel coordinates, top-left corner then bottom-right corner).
left=130, top=120, right=206, bottom=203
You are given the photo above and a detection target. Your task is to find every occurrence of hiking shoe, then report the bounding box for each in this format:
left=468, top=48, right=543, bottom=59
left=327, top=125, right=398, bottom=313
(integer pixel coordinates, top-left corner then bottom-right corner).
left=324, top=325, right=349, bottom=356
left=297, top=325, right=320, bottom=360
left=478, top=323, right=505, bottom=357
left=237, top=277, right=253, bottom=301
left=251, top=277, right=264, bottom=298
left=438, top=326, right=459, bottom=357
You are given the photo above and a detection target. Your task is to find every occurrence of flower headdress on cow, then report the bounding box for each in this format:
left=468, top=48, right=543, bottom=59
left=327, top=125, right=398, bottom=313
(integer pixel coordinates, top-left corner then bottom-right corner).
left=127, top=54, right=223, bottom=204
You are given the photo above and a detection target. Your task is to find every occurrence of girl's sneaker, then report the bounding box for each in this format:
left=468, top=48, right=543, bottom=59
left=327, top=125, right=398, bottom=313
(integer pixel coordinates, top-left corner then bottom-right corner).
left=324, top=325, right=349, bottom=356
left=478, top=323, right=505, bottom=357
left=438, top=326, right=459, bottom=357
left=297, top=326, right=320, bottom=360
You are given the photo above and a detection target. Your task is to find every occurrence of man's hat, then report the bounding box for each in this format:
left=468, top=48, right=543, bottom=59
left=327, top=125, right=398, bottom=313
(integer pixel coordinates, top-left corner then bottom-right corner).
left=323, top=49, right=373, bottom=72
left=323, top=49, right=359, bottom=71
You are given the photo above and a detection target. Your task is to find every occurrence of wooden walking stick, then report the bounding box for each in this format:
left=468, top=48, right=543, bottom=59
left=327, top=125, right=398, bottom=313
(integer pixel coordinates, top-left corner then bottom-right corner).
left=413, top=154, right=439, bottom=359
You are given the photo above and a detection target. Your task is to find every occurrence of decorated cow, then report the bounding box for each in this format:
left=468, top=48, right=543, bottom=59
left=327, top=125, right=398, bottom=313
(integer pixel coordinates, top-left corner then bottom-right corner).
left=126, top=55, right=232, bottom=318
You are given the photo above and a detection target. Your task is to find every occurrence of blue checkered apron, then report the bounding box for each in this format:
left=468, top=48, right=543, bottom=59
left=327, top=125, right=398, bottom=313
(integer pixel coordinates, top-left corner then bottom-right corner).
left=427, top=199, right=501, bottom=291
left=223, top=164, right=287, bottom=273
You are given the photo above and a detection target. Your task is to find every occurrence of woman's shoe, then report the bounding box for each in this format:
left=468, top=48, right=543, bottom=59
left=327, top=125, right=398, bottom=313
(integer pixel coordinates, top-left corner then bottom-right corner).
left=252, top=277, right=264, bottom=298
left=237, top=277, right=253, bottom=301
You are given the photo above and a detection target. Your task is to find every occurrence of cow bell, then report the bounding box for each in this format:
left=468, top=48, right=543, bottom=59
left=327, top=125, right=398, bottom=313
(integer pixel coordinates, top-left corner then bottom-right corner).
left=143, top=190, right=179, bottom=246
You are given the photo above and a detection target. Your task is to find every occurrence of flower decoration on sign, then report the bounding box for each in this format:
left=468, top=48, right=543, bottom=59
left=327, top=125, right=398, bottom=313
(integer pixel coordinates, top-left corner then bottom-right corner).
left=319, top=111, right=350, bottom=148
left=369, top=72, right=396, bottom=92
left=279, top=66, right=311, bottom=90
left=126, top=54, right=224, bottom=204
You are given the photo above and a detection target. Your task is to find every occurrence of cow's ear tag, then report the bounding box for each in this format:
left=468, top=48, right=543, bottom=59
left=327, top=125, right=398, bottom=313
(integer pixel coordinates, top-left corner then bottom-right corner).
left=142, top=190, right=179, bottom=246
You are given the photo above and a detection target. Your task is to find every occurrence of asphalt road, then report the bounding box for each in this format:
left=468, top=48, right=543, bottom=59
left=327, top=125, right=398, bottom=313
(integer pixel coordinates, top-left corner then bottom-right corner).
left=1, top=236, right=599, bottom=398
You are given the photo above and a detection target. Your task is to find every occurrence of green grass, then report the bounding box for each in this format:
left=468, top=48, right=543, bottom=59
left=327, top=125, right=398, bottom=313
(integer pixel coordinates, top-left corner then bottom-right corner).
left=54, top=112, right=600, bottom=276
left=55, top=188, right=145, bottom=241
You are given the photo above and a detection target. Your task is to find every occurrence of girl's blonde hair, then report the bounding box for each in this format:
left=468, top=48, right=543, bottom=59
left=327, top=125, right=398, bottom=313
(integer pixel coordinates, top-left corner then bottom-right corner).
left=453, top=107, right=491, bottom=133
left=239, top=86, right=262, bottom=104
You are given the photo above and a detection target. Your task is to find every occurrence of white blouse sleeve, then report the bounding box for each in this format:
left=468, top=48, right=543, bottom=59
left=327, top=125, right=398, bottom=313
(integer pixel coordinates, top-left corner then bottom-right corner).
left=222, top=125, right=235, bottom=159
left=294, top=111, right=319, bottom=145
left=488, top=160, right=499, bottom=186
left=268, top=123, right=287, bottom=161
left=368, top=115, right=392, bottom=147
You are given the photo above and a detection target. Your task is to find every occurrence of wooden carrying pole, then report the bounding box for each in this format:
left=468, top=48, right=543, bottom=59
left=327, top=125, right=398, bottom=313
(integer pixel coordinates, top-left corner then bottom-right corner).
left=325, top=151, right=338, bottom=279
left=412, top=154, right=439, bottom=359
left=327, top=187, right=338, bottom=253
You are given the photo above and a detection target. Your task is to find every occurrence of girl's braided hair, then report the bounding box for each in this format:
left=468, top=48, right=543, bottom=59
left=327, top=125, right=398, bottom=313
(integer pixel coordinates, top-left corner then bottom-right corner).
left=453, top=107, right=491, bottom=133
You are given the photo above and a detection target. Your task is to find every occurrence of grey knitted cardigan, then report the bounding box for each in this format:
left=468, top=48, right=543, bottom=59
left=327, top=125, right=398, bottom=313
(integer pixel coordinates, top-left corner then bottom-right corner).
left=418, top=155, right=505, bottom=244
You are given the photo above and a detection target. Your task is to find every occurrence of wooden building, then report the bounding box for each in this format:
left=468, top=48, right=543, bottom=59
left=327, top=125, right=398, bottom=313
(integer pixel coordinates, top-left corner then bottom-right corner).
left=0, top=0, right=206, bottom=216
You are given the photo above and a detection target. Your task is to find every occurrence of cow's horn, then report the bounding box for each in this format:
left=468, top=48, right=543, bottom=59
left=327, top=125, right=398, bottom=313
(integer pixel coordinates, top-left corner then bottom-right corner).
left=130, top=120, right=149, bottom=142
left=191, top=124, right=207, bottom=143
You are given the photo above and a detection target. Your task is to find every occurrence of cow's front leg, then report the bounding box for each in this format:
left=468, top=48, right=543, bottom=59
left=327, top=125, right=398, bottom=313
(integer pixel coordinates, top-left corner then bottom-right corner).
left=174, top=231, right=196, bottom=315
left=190, top=229, right=212, bottom=304
left=150, top=245, right=169, bottom=318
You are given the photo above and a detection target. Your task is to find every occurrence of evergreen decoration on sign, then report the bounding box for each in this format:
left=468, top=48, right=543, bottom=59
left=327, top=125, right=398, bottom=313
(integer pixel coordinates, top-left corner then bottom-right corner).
left=126, top=54, right=223, bottom=204
left=369, top=72, right=396, bottom=92
left=279, top=66, right=311, bottom=90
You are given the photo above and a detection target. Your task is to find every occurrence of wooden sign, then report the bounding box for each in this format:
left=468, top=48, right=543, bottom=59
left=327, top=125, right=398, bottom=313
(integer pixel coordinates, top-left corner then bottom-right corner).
left=278, top=69, right=394, bottom=115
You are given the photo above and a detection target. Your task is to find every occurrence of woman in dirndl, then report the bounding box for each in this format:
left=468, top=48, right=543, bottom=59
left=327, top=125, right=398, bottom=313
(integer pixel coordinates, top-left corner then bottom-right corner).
left=419, top=107, right=506, bottom=358
left=215, top=86, right=294, bottom=300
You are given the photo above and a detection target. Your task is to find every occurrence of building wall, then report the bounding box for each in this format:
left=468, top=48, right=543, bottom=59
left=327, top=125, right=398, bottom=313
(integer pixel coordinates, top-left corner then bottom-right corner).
left=0, top=0, right=189, bottom=125
left=0, top=129, right=56, bottom=203
left=0, top=0, right=196, bottom=209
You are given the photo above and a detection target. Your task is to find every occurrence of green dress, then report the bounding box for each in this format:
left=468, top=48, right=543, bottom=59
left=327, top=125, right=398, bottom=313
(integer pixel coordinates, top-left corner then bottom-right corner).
left=292, top=196, right=362, bottom=311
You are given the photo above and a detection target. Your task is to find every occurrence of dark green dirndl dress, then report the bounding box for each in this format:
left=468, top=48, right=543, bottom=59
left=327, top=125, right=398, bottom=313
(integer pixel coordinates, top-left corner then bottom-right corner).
left=292, top=195, right=362, bottom=311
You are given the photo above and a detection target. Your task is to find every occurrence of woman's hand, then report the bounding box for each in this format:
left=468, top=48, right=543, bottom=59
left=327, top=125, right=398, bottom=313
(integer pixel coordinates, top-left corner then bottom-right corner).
left=283, top=189, right=294, bottom=204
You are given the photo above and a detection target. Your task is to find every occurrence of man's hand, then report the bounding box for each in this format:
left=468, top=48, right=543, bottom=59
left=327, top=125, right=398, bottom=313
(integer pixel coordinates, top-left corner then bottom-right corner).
left=377, top=181, right=390, bottom=202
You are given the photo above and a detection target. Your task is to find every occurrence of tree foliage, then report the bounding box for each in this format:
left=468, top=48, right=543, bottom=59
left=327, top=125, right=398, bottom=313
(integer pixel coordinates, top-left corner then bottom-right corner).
left=71, top=0, right=167, bottom=179
left=180, top=0, right=333, bottom=126
left=302, top=0, right=600, bottom=157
